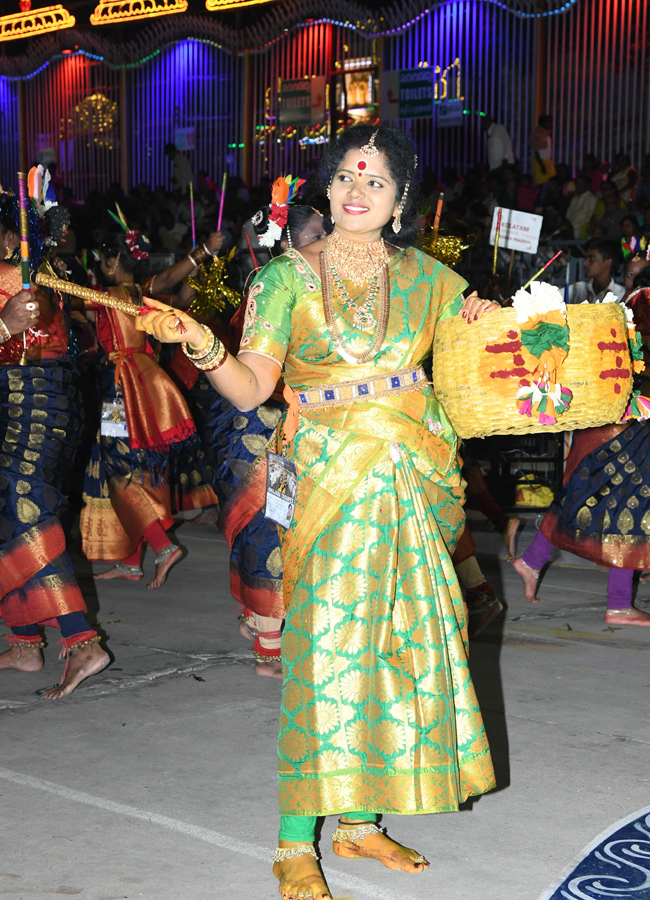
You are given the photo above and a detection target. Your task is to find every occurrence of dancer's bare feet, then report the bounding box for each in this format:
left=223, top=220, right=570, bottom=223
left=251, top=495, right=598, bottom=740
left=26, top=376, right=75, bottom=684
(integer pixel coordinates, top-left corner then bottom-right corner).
left=42, top=641, right=109, bottom=700
left=503, top=517, right=521, bottom=561
left=255, top=658, right=283, bottom=679
left=147, top=545, right=182, bottom=589
left=273, top=844, right=331, bottom=900
left=512, top=557, right=541, bottom=603
left=94, top=564, right=142, bottom=582
left=0, top=644, right=44, bottom=671
left=605, top=607, right=650, bottom=626
left=332, top=820, right=429, bottom=873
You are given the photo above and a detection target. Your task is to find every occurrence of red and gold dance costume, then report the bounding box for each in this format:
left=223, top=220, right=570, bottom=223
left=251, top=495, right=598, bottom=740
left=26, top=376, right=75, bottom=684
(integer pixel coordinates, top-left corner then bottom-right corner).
left=0, top=261, right=100, bottom=655
left=80, top=285, right=218, bottom=564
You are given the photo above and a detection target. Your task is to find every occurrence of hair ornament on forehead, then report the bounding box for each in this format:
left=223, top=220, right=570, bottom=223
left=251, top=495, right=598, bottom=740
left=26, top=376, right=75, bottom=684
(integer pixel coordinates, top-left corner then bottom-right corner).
left=359, top=131, right=379, bottom=158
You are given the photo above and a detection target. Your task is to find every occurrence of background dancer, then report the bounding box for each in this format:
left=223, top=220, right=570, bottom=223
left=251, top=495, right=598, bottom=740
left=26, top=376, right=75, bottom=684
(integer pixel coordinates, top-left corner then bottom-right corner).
left=0, top=197, right=108, bottom=698
left=513, top=271, right=650, bottom=623
left=80, top=222, right=216, bottom=589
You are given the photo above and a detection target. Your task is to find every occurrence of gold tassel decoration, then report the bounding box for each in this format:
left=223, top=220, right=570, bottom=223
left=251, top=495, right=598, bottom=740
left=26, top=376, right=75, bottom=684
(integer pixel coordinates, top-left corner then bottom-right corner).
left=421, top=230, right=474, bottom=269
left=186, top=253, right=241, bottom=319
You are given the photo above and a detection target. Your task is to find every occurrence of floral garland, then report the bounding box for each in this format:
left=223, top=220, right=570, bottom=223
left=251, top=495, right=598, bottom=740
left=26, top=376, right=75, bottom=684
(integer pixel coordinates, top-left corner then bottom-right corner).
left=512, top=282, right=573, bottom=425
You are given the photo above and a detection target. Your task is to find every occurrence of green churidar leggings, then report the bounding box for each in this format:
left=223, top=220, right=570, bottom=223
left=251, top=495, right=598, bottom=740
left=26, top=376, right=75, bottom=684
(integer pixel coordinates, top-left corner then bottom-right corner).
left=279, top=811, right=377, bottom=842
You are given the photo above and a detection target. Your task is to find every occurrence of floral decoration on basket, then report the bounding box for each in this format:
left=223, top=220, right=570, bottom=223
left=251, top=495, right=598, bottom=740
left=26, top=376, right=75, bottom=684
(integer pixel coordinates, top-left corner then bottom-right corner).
left=512, top=282, right=573, bottom=425
left=620, top=300, right=649, bottom=421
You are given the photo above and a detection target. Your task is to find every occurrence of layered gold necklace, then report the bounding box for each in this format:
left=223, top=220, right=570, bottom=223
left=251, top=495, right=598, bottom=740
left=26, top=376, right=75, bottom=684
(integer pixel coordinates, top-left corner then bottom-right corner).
left=322, top=230, right=390, bottom=365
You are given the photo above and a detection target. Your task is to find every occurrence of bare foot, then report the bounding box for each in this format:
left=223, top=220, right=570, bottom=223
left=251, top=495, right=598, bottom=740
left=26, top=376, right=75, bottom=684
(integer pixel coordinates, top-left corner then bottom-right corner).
left=333, top=822, right=428, bottom=873
left=273, top=843, right=331, bottom=900
left=147, top=545, right=182, bottom=589
left=238, top=619, right=258, bottom=641
left=255, top=658, right=283, bottom=678
left=0, top=644, right=44, bottom=671
left=185, top=508, right=218, bottom=527
left=42, top=642, right=109, bottom=700
left=94, top=565, right=142, bottom=582
left=503, top=517, right=521, bottom=561
left=605, top=607, right=650, bottom=626
left=512, top=557, right=541, bottom=603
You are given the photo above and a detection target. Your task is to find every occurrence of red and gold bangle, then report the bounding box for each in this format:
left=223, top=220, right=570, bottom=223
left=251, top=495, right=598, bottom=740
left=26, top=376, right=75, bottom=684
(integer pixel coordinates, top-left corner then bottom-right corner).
left=187, top=244, right=210, bottom=267
left=182, top=326, right=228, bottom=371
left=186, top=340, right=228, bottom=371
left=0, top=317, right=11, bottom=344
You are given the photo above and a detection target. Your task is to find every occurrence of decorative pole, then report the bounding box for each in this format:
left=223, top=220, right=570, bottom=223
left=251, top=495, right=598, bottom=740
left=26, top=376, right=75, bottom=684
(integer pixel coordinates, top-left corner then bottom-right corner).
left=17, top=171, right=32, bottom=365
left=217, top=171, right=227, bottom=233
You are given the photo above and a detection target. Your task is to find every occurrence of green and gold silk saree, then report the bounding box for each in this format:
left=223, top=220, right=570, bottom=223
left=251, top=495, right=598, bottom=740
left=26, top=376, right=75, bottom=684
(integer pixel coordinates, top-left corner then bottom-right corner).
left=240, top=246, right=496, bottom=817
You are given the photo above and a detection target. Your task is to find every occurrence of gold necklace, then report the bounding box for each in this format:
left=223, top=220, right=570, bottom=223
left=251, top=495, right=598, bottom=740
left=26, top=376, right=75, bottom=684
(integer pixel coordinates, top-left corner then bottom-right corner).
left=321, top=246, right=390, bottom=365
left=327, top=230, right=389, bottom=287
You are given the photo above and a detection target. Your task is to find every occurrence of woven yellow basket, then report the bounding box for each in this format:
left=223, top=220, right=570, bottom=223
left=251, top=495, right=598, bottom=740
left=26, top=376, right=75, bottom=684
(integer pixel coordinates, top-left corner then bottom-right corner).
left=432, top=304, right=631, bottom=438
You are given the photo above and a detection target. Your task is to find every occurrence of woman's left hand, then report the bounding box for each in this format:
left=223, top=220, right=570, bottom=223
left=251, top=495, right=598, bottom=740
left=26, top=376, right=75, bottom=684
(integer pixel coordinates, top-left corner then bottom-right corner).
left=136, top=296, right=205, bottom=346
left=461, top=291, right=501, bottom=323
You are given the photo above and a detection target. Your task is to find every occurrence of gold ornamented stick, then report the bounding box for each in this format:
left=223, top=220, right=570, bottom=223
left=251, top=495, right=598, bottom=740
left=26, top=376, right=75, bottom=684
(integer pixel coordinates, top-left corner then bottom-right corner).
left=35, top=272, right=150, bottom=315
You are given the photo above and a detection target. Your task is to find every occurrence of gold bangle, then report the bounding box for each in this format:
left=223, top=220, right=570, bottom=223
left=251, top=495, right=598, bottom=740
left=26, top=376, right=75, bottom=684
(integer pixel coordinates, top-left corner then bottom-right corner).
left=188, top=327, right=212, bottom=354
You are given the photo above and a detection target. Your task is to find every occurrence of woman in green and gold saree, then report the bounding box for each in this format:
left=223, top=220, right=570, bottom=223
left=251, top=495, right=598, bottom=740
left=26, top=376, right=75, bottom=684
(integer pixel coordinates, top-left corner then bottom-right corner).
left=139, top=124, right=499, bottom=900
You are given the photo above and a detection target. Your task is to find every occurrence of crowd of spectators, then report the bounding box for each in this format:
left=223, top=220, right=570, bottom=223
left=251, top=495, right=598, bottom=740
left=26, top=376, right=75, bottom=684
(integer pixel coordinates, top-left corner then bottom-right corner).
left=40, top=122, right=650, bottom=302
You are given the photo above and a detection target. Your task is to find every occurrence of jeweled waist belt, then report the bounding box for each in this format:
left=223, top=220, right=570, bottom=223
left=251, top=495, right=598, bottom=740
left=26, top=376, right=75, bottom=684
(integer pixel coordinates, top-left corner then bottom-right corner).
left=292, top=365, right=429, bottom=410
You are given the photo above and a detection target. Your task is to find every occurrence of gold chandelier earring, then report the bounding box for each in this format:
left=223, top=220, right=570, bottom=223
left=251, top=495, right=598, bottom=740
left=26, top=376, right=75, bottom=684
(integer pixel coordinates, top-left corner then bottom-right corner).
left=326, top=182, right=335, bottom=224
left=107, top=251, right=121, bottom=277
left=392, top=176, right=411, bottom=234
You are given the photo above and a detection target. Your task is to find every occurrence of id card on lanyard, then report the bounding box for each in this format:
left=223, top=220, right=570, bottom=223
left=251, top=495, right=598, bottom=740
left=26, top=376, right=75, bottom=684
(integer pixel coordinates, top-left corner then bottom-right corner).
left=264, top=451, right=298, bottom=529
left=100, top=398, right=128, bottom=438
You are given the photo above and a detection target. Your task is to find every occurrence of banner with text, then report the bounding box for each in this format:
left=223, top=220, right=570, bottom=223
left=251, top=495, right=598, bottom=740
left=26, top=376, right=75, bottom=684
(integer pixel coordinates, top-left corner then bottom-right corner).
left=489, top=208, right=543, bottom=255
left=280, top=77, right=326, bottom=126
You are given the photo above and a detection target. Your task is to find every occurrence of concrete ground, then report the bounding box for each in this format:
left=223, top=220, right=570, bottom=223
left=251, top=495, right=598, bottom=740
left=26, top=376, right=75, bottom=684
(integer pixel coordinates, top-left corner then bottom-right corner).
left=1, top=512, right=650, bottom=900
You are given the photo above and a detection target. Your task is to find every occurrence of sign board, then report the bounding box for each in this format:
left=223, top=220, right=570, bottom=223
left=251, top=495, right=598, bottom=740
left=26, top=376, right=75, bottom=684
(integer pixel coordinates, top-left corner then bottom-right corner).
left=382, top=68, right=434, bottom=119
left=174, top=127, right=195, bottom=151
left=280, top=77, right=326, bottom=126
left=489, top=207, right=543, bottom=255
left=398, top=68, right=435, bottom=118
left=436, top=100, right=465, bottom=128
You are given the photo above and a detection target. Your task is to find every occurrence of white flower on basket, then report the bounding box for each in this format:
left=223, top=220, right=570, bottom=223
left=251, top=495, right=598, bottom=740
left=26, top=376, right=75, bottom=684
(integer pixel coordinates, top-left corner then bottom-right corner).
left=512, top=281, right=566, bottom=325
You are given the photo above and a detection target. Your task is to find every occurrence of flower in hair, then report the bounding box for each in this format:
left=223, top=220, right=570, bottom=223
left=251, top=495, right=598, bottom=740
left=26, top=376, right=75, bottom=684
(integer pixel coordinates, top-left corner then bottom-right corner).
left=108, top=202, right=150, bottom=259
left=258, top=174, right=305, bottom=248
left=124, top=230, right=150, bottom=260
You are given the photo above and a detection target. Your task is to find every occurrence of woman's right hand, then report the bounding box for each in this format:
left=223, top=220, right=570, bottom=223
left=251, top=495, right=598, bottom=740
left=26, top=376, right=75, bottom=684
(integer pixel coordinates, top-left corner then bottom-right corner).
left=206, top=231, right=225, bottom=254
left=0, top=289, right=39, bottom=335
left=136, top=297, right=205, bottom=346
